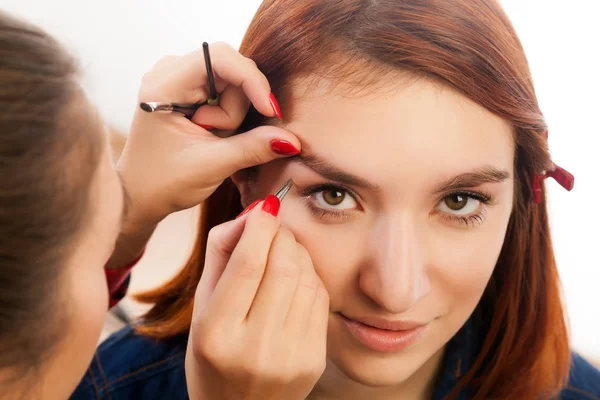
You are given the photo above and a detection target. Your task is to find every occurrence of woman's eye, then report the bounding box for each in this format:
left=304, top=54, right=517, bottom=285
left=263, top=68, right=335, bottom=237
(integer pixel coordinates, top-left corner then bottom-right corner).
left=313, top=189, right=357, bottom=210
left=437, top=193, right=481, bottom=216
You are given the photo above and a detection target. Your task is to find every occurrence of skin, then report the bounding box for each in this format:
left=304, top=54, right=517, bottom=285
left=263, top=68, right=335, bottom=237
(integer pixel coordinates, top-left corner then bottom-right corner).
left=236, top=76, right=516, bottom=399
left=2, top=42, right=296, bottom=399
left=38, top=133, right=125, bottom=399
left=3, top=39, right=514, bottom=399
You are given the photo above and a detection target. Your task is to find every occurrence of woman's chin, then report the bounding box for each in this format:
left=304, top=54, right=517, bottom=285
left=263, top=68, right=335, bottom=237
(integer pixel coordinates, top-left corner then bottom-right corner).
left=328, top=349, right=433, bottom=388
left=325, top=320, right=447, bottom=390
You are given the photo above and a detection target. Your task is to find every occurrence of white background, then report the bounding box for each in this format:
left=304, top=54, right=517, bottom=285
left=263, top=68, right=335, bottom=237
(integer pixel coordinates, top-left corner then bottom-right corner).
left=2, top=0, right=598, bottom=359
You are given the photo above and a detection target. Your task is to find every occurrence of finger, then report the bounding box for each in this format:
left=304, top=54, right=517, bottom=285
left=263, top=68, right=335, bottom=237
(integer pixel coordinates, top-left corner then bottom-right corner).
left=193, top=215, right=249, bottom=311
left=197, top=125, right=301, bottom=179
left=191, top=85, right=250, bottom=130
left=203, top=43, right=273, bottom=117
left=305, top=277, right=330, bottom=348
left=208, top=200, right=280, bottom=323
left=153, top=55, right=178, bottom=70
left=163, top=42, right=274, bottom=118
left=247, top=227, right=300, bottom=329
left=283, top=244, right=320, bottom=336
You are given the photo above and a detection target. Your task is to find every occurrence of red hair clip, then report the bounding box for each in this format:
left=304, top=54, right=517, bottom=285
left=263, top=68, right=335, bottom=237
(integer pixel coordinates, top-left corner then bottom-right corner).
left=532, top=131, right=575, bottom=204
left=533, top=164, right=575, bottom=204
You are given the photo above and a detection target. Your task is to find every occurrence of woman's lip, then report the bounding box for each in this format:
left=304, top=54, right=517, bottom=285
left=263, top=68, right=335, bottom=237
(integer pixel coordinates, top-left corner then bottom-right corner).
left=340, top=314, right=428, bottom=353
left=340, top=313, right=426, bottom=331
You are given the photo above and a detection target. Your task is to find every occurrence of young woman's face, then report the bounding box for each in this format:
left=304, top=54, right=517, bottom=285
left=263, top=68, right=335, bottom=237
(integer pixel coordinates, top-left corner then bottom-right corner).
left=244, top=77, right=515, bottom=394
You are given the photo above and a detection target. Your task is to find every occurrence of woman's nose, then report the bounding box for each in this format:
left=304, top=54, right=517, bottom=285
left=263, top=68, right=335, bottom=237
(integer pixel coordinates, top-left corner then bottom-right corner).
left=358, top=213, right=431, bottom=314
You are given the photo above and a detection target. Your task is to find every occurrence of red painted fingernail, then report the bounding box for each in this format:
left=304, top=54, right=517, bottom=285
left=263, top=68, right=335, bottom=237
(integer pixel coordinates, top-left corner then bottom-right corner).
left=199, top=124, right=215, bottom=130
left=270, top=139, right=300, bottom=156
left=236, top=199, right=261, bottom=219
left=269, top=92, right=283, bottom=120
left=261, top=195, right=280, bottom=217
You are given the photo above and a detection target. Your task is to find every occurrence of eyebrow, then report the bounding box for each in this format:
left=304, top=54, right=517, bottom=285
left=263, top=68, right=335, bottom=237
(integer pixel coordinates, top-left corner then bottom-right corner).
left=292, top=153, right=381, bottom=190
left=433, top=165, right=511, bottom=193
left=291, top=153, right=510, bottom=194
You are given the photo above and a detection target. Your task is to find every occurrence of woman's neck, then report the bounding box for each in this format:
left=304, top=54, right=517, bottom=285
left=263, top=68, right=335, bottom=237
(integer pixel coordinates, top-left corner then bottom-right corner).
left=308, top=347, right=446, bottom=400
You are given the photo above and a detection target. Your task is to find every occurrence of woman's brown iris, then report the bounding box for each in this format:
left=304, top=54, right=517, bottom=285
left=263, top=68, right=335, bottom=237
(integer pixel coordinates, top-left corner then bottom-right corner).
left=444, top=194, right=468, bottom=211
left=323, top=190, right=345, bottom=206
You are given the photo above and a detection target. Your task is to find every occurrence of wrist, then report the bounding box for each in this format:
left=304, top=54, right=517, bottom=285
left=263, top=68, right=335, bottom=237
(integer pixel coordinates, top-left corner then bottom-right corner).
left=116, top=159, right=167, bottom=232
left=105, top=215, right=158, bottom=270
left=105, top=247, right=145, bottom=274
left=122, top=211, right=160, bottom=237
left=121, top=197, right=165, bottom=236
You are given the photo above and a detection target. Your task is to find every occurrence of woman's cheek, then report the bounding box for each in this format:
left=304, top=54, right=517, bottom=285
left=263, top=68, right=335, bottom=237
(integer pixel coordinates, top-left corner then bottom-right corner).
left=430, top=216, right=508, bottom=312
left=280, top=201, right=367, bottom=300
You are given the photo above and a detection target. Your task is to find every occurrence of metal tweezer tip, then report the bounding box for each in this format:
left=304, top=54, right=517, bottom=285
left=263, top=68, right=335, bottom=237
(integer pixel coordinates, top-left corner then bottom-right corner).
left=139, top=102, right=173, bottom=112
left=274, top=179, right=293, bottom=202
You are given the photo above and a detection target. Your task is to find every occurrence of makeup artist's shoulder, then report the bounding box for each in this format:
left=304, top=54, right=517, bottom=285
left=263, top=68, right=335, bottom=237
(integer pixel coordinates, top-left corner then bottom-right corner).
left=558, top=353, right=600, bottom=400
left=70, top=325, right=189, bottom=400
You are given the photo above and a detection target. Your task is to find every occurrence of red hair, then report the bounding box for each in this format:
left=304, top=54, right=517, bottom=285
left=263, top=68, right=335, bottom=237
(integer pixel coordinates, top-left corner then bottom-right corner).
left=136, top=1, right=570, bottom=398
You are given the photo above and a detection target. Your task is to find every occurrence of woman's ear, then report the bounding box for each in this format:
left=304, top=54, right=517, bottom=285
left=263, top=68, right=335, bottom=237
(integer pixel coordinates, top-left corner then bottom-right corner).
left=231, top=169, right=258, bottom=208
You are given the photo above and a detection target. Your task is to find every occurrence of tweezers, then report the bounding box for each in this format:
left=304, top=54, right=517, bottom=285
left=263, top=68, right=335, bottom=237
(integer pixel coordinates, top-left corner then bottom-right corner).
left=139, top=42, right=219, bottom=119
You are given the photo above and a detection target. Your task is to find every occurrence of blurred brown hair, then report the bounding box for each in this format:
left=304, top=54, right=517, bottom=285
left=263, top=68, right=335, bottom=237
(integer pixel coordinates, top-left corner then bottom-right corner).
left=0, top=10, right=103, bottom=389
left=136, top=1, right=569, bottom=398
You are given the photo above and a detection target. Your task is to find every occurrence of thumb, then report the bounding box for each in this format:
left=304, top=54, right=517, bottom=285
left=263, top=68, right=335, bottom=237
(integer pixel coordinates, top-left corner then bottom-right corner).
left=202, top=125, right=301, bottom=179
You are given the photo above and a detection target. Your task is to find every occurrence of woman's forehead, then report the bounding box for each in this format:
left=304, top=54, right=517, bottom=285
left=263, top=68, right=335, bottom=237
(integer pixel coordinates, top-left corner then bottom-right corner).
left=284, top=78, right=514, bottom=191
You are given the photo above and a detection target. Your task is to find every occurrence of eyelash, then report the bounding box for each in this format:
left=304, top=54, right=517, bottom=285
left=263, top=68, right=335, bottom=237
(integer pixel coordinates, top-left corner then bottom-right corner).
left=297, top=182, right=359, bottom=222
left=435, top=190, right=492, bottom=227
left=297, top=184, right=493, bottom=227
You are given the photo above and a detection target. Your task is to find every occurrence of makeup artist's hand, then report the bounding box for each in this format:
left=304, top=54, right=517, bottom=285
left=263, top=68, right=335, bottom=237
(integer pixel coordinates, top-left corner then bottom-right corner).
left=107, top=42, right=299, bottom=268
left=185, top=198, right=329, bottom=400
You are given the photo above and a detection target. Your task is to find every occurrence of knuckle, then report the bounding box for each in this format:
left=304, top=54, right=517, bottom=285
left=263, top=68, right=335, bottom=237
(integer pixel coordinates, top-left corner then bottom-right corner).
left=191, top=87, right=208, bottom=102
left=260, top=365, right=289, bottom=385
left=258, top=70, right=271, bottom=90
left=218, top=116, right=242, bottom=131
left=212, top=41, right=230, bottom=49
left=206, top=224, right=227, bottom=248
left=139, top=55, right=179, bottom=99
left=139, top=74, right=155, bottom=96
left=140, top=71, right=151, bottom=84
left=261, top=364, right=294, bottom=385
left=155, top=55, right=177, bottom=68
left=238, top=357, right=259, bottom=379
left=277, top=227, right=297, bottom=245
left=306, top=359, right=327, bottom=380
left=296, top=244, right=319, bottom=290
left=244, top=56, right=258, bottom=69
left=210, top=41, right=234, bottom=56
left=239, top=340, right=312, bottom=385
left=240, top=349, right=281, bottom=382
left=273, top=262, right=298, bottom=283
left=233, top=248, right=264, bottom=279
left=241, top=146, right=267, bottom=167
left=192, top=324, right=228, bottom=367
left=299, top=272, right=319, bottom=291
left=272, top=369, right=294, bottom=386
left=270, top=259, right=298, bottom=282
left=270, top=230, right=300, bottom=282
left=299, top=362, right=323, bottom=382
left=296, top=243, right=312, bottom=264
